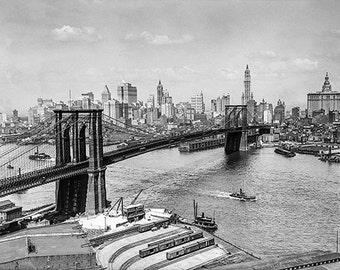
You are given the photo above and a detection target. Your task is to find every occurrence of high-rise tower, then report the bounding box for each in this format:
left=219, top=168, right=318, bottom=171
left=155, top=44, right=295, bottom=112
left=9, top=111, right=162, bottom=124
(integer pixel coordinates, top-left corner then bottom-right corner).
left=242, top=65, right=251, bottom=105
left=157, top=80, right=164, bottom=107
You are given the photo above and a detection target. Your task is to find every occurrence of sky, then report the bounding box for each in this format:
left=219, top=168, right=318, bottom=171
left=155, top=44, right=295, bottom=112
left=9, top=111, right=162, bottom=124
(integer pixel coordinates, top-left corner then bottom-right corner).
left=1, top=0, right=340, bottom=115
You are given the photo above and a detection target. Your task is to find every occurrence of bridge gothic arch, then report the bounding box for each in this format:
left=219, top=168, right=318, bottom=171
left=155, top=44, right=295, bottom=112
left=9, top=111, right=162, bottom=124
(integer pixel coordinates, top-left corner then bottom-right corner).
left=54, top=109, right=106, bottom=216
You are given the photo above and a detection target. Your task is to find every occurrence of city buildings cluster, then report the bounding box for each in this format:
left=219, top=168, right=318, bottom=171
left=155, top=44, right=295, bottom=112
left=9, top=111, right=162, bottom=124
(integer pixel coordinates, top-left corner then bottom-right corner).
left=1, top=66, right=340, bottom=139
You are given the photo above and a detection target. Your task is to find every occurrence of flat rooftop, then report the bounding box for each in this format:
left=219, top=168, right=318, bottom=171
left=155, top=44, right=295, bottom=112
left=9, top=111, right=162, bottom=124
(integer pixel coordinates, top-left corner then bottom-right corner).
left=0, top=222, right=94, bottom=264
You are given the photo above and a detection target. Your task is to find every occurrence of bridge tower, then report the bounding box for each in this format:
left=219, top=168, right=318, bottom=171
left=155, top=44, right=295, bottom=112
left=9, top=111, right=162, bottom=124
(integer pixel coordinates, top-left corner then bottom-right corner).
left=224, top=105, right=248, bottom=154
left=54, top=109, right=107, bottom=216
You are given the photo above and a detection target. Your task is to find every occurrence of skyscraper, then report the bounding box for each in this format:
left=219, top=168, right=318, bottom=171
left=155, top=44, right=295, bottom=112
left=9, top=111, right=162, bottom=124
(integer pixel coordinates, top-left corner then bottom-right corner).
left=147, top=94, right=155, bottom=108
left=191, top=92, right=205, bottom=113
left=274, top=99, right=286, bottom=124
left=157, top=80, right=164, bottom=107
left=117, top=82, right=137, bottom=104
left=102, top=85, right=112, bottom=104
left=242, top=65, right=251, bottom=105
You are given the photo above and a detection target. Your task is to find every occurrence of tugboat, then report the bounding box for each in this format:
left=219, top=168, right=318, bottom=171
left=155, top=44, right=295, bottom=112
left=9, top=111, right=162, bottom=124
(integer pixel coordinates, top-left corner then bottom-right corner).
left=29, top=152, right=51, bottom=160
left=193, top=200, right=218, bottom=232
left=274, top=147, right=296, bottom=157
left=230, top=188, right=256, bottom=202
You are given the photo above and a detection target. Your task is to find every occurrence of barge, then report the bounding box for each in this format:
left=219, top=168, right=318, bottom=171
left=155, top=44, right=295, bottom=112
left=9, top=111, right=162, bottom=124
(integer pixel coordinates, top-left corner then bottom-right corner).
left=274, top=147, right=296, bottom=157
left=179, top=135, right=225, bottom=152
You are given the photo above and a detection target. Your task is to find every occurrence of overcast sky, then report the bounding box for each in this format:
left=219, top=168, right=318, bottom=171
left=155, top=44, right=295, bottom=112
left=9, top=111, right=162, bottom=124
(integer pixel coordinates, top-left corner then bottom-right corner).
left=1, top=0, right=340, bottom=114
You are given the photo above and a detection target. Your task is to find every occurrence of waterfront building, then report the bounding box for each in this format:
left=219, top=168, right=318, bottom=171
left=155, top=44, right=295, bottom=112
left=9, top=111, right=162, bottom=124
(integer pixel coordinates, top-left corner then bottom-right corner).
left=157, top=80, right=164, bottom=107
left=0, top=200, right=22, bottom=223
left=101, top=85, right=112, bottom=104
left=307, top=72, right=340, bottom=117
left=117, top=82, right=137, bottom=105
left=191, top=92, right=205, bottom=113
left=274, top=99, right=286, bottom=124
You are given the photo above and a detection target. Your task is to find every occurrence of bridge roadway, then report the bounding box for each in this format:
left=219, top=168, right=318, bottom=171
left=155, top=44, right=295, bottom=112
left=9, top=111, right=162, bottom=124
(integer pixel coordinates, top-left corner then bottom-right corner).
left=0, top=126, right=268, bottom=197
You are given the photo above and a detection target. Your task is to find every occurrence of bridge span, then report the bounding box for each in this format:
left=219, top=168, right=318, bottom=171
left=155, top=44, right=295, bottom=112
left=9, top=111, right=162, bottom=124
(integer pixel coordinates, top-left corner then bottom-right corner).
left=0, top=108, right=270, bottom=215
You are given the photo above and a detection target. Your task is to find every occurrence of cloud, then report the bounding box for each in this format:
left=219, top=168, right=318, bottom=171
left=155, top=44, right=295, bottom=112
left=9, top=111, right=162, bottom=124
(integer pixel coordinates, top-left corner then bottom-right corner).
left=259, top=50, right=277, bottom=58
left=293, top=58, right=318, bottom=71
left=51, top=25, right=102, bottom=43
left=125, top=31, right=194, bottom=45
left=330, top=29, right=340, bottom=35
left=218, top=68, right=239, bottom=79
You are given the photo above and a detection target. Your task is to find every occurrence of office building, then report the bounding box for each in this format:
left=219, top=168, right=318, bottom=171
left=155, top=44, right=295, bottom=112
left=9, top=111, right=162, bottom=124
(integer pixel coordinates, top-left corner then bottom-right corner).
left=274, top=99, right=286, bottom=124
left=307, top=72, right=340, bottom=116
left=191, top=92, right=205, bottom=114
left=117, top=82, right=137, bottom=105
left=102, top=85, right=112, bottom=104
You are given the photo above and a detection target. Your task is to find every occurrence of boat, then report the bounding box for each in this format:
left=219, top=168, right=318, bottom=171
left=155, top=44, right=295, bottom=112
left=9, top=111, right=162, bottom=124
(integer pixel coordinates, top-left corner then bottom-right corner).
left=29, top=152, right=51, bottom=160
left=178, top=136, right=225, bottom=152
left=274, top=147, right=296, bottom=157
left=7, top=165, right=14, bottom=169
left=192, top=200, right=218, bottom=232
left=230, top=188, right=256, bottom=202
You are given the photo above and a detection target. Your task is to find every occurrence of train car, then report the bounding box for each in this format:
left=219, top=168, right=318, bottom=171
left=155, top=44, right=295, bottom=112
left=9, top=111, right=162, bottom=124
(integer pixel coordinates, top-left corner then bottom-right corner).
left=158, top=239, right=176, bottom=251
left=184, top=242, right=200, bottom=254
left=166, top=247, right=186, bottom=260
left=174, top=234, right=191, bottom=246
left=138, top=222, right=155, bottom=233
left=139, top=245, right=160, bottom=258
left=148, top=231, right=192, bottom=247
left=197, top=237, right=215, bottom=249
left=189, top=231, right=203, bottom=241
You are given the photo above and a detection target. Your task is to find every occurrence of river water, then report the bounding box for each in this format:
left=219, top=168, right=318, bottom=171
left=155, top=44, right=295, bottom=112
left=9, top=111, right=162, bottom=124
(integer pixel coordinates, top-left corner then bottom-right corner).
left=2, top=146, right=340, bottom=257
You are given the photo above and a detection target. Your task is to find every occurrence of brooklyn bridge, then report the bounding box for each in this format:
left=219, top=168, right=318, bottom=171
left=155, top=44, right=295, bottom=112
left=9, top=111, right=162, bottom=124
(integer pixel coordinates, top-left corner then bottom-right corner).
left=0, top=105, right=270, bottom=215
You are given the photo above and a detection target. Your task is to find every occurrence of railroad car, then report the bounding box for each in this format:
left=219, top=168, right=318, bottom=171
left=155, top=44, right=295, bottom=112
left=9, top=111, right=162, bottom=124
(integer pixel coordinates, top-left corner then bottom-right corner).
left=158, top=239, right=176, bottom=251
left=139, top=245, right=160, bottom=258
left=174, top=234, right=191, bottom=245
left=189, top=231, right=203, bottom=241
left=138, top=222, right=155, bottom=233
left=147, top=231, right=192, bottom=247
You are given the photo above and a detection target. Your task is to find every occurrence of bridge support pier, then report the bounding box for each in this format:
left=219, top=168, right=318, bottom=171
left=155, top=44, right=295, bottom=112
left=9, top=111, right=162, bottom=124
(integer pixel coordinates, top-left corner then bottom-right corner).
left=225, top=132, right=242, bottom=154
left=239, top=131, right=248, bottom=151
left=86, top=167, right=107, bottom=215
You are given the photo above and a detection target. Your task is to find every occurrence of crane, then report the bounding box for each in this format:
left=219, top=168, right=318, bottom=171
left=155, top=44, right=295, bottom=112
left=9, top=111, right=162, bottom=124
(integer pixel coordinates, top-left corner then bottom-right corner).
left=130, top=189, right=144, bottom=205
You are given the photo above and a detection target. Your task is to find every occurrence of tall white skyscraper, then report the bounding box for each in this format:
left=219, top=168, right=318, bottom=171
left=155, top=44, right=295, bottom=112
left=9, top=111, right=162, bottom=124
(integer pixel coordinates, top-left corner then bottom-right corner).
left=191, top=92, right=205, bottom=113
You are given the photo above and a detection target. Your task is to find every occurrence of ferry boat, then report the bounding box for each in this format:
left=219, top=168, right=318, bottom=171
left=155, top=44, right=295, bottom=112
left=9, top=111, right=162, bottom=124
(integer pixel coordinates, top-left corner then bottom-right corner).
left=274, top=147, right=296, bottom=157
left=230, top=188, right=256, bottom=202
left=29, top=152, right=52, bottom=160
left=192, top=200, right=218, bottom=232
left=178, top=136, right=225, bottom=152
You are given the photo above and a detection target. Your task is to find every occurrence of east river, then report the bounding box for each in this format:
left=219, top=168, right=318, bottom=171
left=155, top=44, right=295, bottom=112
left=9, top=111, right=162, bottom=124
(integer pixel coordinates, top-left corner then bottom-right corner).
left=2, top=146, right=340, bottom=257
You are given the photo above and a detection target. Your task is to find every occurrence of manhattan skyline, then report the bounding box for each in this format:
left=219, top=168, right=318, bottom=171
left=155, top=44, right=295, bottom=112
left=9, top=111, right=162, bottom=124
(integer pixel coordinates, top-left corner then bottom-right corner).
left=1, top=0, right=340, bottom=113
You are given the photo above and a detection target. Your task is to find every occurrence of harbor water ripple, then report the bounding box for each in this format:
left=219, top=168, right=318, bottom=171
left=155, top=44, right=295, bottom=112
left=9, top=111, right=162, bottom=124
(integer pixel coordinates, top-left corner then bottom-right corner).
left=2, top=147, right=340, bottom=257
